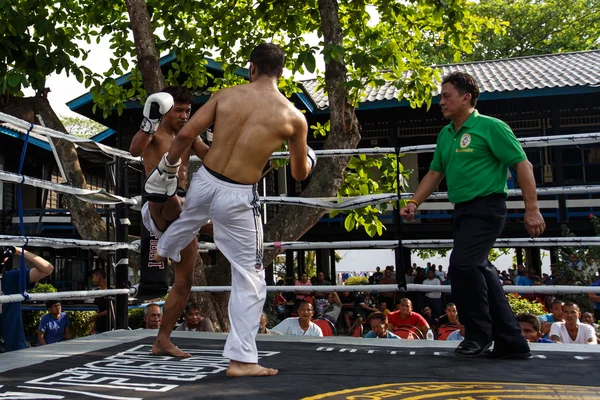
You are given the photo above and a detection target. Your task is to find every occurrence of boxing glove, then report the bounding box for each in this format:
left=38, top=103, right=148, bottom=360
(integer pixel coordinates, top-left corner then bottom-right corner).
left=307, top=146, right=317, bottom=173
left=140, top=92, right=174, bottom=134
left=143, top=153, right=181, bottom=203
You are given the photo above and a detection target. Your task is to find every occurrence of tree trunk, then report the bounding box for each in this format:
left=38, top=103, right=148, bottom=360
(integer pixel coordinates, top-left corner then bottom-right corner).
left=0, top=96, right=112, bottom=257
left=204, top=0, right=362, bottom=330
left=125, top=0, right=166, bottom=94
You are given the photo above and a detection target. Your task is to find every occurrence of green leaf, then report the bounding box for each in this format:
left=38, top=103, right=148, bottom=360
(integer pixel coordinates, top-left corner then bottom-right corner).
left=7, top=72, right=21, bottom=88
left=344, top=214, right=355, bottom=232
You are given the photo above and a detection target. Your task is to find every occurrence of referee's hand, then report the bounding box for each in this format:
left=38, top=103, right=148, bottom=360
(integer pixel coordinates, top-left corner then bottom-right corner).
left=524, top=210, right=546, bottom=238
left=400, top=203, right=418, bottom=221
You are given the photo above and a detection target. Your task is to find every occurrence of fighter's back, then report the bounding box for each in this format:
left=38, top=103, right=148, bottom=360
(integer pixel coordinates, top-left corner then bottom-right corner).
left=203, top=82, right=305, bottom=184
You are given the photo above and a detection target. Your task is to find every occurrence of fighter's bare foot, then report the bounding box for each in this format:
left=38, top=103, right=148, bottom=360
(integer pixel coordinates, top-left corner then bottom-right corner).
left=226, top=361, right=278, bottom=377
left=152, top=342, right=191, bottom=358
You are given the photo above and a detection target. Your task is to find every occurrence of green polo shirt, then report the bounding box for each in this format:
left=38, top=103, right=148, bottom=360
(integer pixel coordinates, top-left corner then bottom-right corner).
left=430, top=110, right=526, bottom=204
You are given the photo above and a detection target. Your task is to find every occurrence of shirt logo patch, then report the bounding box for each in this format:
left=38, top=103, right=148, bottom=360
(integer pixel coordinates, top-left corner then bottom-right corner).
left=459, top=133, right=471, bottom=148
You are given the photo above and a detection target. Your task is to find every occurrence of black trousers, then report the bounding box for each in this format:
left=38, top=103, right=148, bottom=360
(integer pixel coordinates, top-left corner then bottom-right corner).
left=449, top=194, right=527, bottom=349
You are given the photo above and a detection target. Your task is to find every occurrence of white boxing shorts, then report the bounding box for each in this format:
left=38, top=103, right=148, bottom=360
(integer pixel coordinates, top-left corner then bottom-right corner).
left=141, top=202, right=163, bottom=238
left=157, top=165, right=266, bottom=364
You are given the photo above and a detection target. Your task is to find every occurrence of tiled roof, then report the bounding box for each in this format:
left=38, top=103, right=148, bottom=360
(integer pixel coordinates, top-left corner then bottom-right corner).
left=299, top=50, right=600, bottom=110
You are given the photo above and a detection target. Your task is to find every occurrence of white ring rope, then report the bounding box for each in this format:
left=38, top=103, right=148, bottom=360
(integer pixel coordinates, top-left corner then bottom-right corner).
left=268, top=132, right=600, bottom=159
left=195, top=237, right=600, bottom=251
left=2, top=284, right=599, bottom=304
left=0, top=170, right=140, bottom=206
left=4, top=164, right=598, bottom=209
left=0, top=235, right=138, bottom=251
left=0, top=112, right=140, bottom=162
left=0, top=288, right=135, bottom=305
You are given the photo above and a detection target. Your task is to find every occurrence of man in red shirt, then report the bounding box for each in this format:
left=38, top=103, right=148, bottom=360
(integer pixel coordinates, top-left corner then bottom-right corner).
left=387, top=298, right=430, bottom=338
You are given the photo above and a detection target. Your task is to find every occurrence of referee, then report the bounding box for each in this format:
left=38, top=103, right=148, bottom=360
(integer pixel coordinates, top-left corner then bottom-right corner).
left=400, top=71, right=546, bottom=359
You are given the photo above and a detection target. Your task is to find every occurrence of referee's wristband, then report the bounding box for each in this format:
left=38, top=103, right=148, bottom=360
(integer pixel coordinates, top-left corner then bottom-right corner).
left=406, top=199, right=419, bottom=208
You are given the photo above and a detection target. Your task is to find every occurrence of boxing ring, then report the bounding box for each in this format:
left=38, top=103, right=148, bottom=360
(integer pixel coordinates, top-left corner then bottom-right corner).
left=1, top=112, right=600, bottom=399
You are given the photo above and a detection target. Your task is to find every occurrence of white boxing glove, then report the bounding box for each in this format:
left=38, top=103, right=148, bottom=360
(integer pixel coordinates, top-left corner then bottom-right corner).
left=140, top=92, right=174, bottom=134
left=307, top=146, right=317, bottom=173
left=143, top=153, right=181, bottom=203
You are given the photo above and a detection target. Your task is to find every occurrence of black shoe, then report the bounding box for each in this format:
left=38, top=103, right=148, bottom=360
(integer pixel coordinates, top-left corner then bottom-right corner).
left=454, top=340, right=493, bottom=358
left=485, top=348, right=531, bottom=360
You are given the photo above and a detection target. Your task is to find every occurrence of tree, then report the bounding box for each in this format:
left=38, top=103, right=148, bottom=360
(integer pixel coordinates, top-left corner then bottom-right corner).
left=1, top=0, right=499, bottom=329
left=418, top=0, right=600, bottom=64
left=0, top=0, right=112, bottom=249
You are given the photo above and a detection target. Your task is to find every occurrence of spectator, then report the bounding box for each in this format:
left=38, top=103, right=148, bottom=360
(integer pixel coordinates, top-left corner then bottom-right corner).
left=313, top=272, right=332, bottom=317
left=404, top=266, right=415, bottom=284
left=349, top=291, right=378, bottom=334
left=386, top=265, right=396, bottom=280
left=271, top=301, right=323, bottom=337
left=144, top=303, right=163, bottom=329
left=580, top=312, right=600, bottom=338
left=436, top=265, right=446, bottom=282
left=544, top=264, right=567, bottom=285
left=567, top=254, right=583, bottom=272
left=588, top=276, right=600, bottom=322
left=446, top=321, right=465, bottom=341
left=38, top=300, right=72, bottom=346
left=372, top=267, right=383, bottom=284
left=387, top=298, right=430, bottom=338
left=516, top=267, right=534, bottom=287
left=539, top=299, right=564, bottom=337
left=414, top=268, right=426, bottom=285
left=176, top=302, right=214, bottom=332
left=377, top=301, right=391, bottom=316
left=339, top=291, right=356, bottom=333
left=423, top=269, right=442, bottom=317
left=421, top=306, right=437, bottom=330
left=294, top=273, right=312, bottom=312
left=516, top=313, right=553, bottom=343
left=513, top=264, right=527, bottom=286
left=550, top=303, right=597, bottom=344
left=273, top=282, right=294, bottom=322
left=364, top=312, right=401, bottom=339
left=1, top=247, right=54, bottom=352
left=322, top=292, right=342, bottom=325
left=378, top=269, right=397, bottom=308
left=258, top=311, right=271, bottom=334
left=437, top=303, right=459, bottom=327
left=88, top=268, right=115, bottom=334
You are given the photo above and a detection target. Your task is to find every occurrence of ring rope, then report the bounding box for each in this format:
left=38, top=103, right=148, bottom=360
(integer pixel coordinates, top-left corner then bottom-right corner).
left=266, top=132, right=600, bottom=159
left=0, top=235, right=139, bottom=251
left=1, top=284, right=599, bottom=305
left=0, top=112, right=140, bottom=162
left=188, top=132, right=600, bottom=163
left=193, top=237, right=600, bottom=251
left=3, top=167, right=598, bottom=209
left=0, top=170, right=140, bottom=206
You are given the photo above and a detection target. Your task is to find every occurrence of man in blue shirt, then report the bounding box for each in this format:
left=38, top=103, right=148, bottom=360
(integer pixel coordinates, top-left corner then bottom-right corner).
left=517, top=313, right=553, bottom=344
left=364, top=312, right=401, bottom=339
left=38, top=301, right=72, bottom=346
left=1, top=247, right=54, bottom=352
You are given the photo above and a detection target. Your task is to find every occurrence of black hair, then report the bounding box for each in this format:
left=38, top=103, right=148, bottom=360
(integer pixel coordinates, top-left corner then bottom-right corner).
left=46, top=300, right=60, bottom=309
left=368, top=311, right=387, bottom=323
left=516, top=313, right=541, bottom=332
left=91, top=268, right=106, bottom=279
left=249, top=43, right=285, bottom=77
left=161, top=85, right=193, bottom=105
left=441, top=71, right=480, bottom=107
left=184, top=302, right=200, bottom=314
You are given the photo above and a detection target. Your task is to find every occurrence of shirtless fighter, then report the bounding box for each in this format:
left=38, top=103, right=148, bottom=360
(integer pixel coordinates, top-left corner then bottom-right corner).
left=144, top=43, right=315, bottom=377
left=129, top=85, right=206, bottom=357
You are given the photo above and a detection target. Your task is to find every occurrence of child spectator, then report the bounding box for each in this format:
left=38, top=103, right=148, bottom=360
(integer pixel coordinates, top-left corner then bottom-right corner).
left=38, top=301, right=71, bottom=346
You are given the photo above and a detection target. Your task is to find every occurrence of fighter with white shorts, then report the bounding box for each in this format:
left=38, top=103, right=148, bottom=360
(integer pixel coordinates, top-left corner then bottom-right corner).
left=157, top=165, right=264, bottom=363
